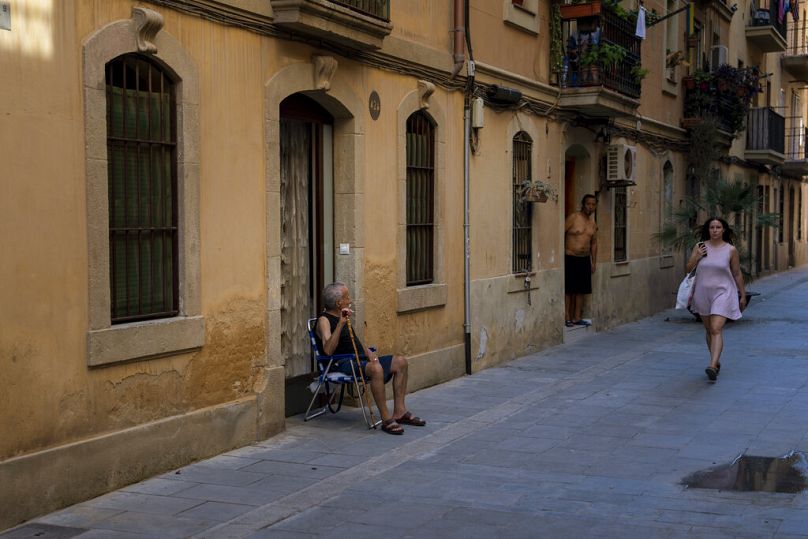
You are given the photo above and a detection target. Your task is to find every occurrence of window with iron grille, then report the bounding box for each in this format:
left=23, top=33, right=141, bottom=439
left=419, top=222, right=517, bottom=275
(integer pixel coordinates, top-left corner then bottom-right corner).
left=614, top=186, right=628, bottom=262
left=512, top=132, right=533, bottom=273
left=106, top=54, right=178, bottom=323
left=778, top=186, right=785, bottom=243
left=406, top=111, right=435, bottom=286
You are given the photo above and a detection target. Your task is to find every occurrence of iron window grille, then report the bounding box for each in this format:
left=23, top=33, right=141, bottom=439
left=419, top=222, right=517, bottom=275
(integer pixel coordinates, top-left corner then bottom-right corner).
left=405, top=111, right=435, bottom=286
left=614, top=186, right=627, bottom=262
left=512, top=132, right=533, bottom=273
left=106, top=54, right=179, bottom=323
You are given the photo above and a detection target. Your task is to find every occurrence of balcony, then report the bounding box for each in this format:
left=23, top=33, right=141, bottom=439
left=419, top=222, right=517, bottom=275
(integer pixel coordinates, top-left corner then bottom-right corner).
left=746, top=0, right=787, bottom=53
left=781, top=19, right=808, bottom=79
left=782, top=121, right=808, bottom=175
left=271, top=0, right=392, bottom=50
left=745, top=107, right=785, bottom=165
left=681, top=66, right=763, bottom=137
left=555, top=3, right=642, bottom=117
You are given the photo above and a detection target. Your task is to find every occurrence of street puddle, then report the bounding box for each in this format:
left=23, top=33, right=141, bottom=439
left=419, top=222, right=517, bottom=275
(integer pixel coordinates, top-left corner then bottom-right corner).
left=682, top=451, right=808, bottom=494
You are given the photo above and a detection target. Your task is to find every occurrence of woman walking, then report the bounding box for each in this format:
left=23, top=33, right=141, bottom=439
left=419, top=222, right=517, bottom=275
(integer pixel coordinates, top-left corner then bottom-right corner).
left=686, top=217, right=746, bottom=382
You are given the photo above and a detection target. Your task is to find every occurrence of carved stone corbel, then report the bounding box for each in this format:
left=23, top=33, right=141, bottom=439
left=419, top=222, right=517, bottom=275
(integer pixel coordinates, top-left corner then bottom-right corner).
left=132, top=7, right=164, bottom=54
left=417, top=80, right=435, bottom=109
left=312, top=55, right=338, bottom=91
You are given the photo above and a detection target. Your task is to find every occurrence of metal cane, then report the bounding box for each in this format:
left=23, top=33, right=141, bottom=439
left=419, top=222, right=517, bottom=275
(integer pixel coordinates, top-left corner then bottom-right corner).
left=346, top=317, right=378, bottom=428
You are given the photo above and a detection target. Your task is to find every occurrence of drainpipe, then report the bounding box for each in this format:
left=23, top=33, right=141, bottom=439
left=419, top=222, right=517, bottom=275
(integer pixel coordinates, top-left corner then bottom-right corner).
left=451, top=0, right=465, bottom=78
left=463, top=0, right=474, bottom=375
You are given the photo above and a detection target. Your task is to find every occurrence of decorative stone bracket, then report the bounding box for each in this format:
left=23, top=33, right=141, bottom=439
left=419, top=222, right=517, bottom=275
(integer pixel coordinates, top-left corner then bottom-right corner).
left=313, top=55, right=338, bottom=91
left=132, top=7, right=164, bottom=54
left=418, top=79, right=435, bottom=109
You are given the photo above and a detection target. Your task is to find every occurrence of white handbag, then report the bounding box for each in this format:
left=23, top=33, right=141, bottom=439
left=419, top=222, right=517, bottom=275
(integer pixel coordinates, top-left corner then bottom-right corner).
left=675, top=269, right=697, bottom=309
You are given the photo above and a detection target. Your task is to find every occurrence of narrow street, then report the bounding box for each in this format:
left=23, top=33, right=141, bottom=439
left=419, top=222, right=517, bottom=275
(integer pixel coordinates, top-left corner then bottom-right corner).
left=8, top=267, right=808, bottom=539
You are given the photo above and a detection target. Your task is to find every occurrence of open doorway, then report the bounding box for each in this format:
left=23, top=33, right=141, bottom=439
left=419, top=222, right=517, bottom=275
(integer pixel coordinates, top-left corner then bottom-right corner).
left=280, top=93, right=334, bottom=416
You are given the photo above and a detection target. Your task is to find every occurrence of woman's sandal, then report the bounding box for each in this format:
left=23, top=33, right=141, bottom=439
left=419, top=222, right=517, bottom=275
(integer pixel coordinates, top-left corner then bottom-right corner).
left=715, top=363, right=721, bottom=373
left=381, top=418, right=404, bottom=435
left=396, top=411, right=426, bottom=427
left=705, top=366, right=718, bottom=381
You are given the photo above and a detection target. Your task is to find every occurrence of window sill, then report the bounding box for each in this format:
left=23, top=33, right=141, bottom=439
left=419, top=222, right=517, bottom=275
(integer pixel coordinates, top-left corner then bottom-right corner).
left=611, top=262, right=631, bottom=277
left=396, top=283, right=447, bottom=313
left=87, top=315, right=205, bottom=367
left=503, top=0, right=539, bottom=35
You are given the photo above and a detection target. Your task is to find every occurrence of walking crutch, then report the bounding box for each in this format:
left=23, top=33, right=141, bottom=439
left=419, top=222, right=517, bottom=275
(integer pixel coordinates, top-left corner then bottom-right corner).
left=346, top=317, right=380, bottom=429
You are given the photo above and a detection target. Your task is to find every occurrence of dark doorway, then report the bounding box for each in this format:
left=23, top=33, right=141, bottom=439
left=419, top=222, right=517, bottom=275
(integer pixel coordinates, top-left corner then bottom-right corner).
left=280, top=93, right=334, bottom=417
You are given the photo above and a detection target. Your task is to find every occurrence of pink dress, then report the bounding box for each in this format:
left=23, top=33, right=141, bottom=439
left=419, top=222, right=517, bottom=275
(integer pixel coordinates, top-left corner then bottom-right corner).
left=691, top=242, right=742, bottom=320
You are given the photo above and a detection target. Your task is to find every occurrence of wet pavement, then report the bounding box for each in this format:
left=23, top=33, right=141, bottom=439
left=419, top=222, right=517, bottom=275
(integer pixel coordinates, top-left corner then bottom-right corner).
left=5, top=266, right=808, bottom=538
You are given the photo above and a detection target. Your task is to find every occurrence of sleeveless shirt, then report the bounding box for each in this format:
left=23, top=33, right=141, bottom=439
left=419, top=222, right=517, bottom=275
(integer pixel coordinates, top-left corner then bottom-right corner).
left=315, top=312, right=367, bottom=358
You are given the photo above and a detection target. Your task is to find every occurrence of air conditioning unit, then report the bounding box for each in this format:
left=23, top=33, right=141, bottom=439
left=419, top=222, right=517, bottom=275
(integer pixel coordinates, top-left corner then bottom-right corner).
left=606, top=144, right=637, bottom=184
left=710, top=45, right=728, bottom=71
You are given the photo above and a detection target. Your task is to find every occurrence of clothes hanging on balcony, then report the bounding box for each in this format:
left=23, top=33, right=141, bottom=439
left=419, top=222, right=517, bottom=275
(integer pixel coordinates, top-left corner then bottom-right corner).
left=792, top=0, right=799, bottom=20
left=779, top=0, right=787, bottom=23
left=635, top=6, right=646, bottom=39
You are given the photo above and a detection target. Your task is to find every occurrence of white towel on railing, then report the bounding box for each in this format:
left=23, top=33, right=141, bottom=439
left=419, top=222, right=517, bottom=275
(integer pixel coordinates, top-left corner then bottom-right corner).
left=635, top=6, right=646, bottom=39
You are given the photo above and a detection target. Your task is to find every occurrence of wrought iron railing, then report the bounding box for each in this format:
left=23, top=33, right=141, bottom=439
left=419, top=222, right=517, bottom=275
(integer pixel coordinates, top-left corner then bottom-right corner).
left=785, top=17, right=808, bottom=55
left=559, top=8, right=642, bottom=98
left=683, top=84, right=738, bottom=133
left=332, top=0, right=389, bottom=20
left=785, top=118, right=807, bottom=160
left=746, top=107, right=785, bottom=154
left=749, top=0, right=787, bottom=43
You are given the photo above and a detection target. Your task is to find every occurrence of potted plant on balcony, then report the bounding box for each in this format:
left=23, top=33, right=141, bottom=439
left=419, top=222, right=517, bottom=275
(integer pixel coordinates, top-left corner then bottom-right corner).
left=597, top=42, right=627, bottom=76
left=579, top=45, right=602, bottom=84
left=631, top=65, right=649, bottom=83
left=519, top=179, right=558, bottom=203
left=559, top=0, right=602, bottom=19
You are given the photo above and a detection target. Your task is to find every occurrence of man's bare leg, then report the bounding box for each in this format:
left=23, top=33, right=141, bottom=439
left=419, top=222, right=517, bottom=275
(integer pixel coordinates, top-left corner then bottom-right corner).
left=390, top=355, right=408, bottom=419
left=572, top=294, right=583, bottom=321
left=365, top=362, right=391, bottom=422
left=565, top=294, right=573, bottom=322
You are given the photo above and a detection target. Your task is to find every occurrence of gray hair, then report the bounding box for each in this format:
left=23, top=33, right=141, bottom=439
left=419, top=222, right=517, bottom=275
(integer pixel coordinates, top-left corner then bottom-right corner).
left=323, top=282, right=347, bottom=310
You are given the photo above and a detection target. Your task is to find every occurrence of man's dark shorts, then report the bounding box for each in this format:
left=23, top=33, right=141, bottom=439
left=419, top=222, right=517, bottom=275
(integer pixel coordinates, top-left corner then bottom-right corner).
left=565, top=254, right=592, bottom=295
left=335, top=354, right=394, bottom=383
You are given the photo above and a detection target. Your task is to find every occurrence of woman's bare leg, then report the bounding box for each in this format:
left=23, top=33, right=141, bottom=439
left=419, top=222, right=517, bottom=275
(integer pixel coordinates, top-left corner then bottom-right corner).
left=703, top=315, right=727, bottom=369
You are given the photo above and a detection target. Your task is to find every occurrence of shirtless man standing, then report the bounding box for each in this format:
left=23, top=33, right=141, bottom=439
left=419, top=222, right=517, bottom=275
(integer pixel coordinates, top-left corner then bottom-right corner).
left=564, top=194, right=598, bottom=327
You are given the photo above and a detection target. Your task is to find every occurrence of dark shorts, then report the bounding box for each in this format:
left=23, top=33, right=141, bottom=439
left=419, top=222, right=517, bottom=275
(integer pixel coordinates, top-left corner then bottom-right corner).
left=335, top=354, right=394, bottom=384
left=565, top=254, right=592, bottom=295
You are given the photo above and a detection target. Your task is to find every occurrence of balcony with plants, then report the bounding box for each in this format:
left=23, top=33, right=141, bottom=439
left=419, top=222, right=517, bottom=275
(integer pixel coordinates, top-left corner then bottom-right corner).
left=551, top=0, right=645, bottom=116
left=681, top=65, right=763, bottom=138
left=746, top=0, right=788, bottom=52
left=270, top=0, right=392, bottom=50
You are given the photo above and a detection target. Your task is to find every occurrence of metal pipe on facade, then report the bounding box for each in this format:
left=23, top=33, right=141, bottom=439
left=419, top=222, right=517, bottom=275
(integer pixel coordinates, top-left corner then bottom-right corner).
left=450, top=0, right=466, bottom=78
left=463, top=0, right=474, bottom=376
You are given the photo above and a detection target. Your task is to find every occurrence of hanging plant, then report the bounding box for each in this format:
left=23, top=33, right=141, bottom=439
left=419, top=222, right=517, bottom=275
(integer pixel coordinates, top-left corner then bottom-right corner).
left=519, top=179, right=558, bottom=203
left=550, top=0, right=564, bottom=75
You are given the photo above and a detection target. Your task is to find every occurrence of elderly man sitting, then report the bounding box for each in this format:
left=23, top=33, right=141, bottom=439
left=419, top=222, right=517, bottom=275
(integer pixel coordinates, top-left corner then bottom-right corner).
left=315, top=282, right=426, bottom=435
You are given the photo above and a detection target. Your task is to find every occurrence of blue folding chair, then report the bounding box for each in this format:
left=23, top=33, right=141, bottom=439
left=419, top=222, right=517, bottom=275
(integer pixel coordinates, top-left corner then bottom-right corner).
left=303, top=318, right=380, bottom=429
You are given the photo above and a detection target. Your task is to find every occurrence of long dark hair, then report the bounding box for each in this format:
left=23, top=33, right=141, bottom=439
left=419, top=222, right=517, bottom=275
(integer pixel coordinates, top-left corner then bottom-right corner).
left=700, top=216, right=735, bottom=244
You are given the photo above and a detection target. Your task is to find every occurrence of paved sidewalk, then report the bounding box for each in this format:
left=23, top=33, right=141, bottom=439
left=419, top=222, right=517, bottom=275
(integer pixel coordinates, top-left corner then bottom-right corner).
left=6, top=267, right=808, bottom=539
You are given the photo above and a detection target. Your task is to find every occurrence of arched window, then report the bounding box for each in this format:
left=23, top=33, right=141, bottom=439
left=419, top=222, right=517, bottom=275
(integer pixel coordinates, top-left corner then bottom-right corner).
left=512, top=131, right=533, bottom=273
left=662, top=161, right=674, bottom=255
left=106, top=54, right=178, bottom=322
left=405, top=111, right=435, bottom=285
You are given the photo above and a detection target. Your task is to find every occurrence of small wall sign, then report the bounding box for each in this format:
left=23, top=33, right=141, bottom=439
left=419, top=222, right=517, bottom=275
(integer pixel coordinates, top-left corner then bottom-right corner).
left=1, top=2, right=11, bottom=31
left=369, top=90, right=380, bottom=121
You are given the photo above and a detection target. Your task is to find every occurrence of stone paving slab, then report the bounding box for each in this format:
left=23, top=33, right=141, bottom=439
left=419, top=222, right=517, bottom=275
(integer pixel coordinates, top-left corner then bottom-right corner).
left=4, top=266, right=808, bottom=538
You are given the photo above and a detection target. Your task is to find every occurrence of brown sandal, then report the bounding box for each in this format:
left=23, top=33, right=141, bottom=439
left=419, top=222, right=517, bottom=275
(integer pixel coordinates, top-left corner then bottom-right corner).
left=381, top=418, right=404, bottom=435
left=396, top=411, right=426, bottom=426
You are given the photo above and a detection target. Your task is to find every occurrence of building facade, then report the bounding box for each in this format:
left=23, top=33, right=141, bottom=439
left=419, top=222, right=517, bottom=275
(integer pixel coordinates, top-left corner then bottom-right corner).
left=1, top=0, right=806, bottom=528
